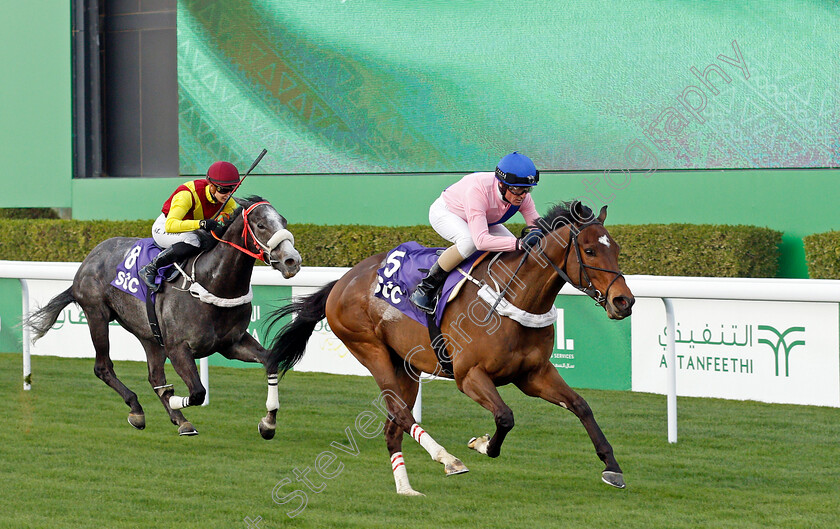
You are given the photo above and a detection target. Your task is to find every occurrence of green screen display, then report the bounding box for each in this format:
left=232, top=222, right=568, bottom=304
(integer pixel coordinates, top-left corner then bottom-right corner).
left=178, top=0, right=838, bottom=174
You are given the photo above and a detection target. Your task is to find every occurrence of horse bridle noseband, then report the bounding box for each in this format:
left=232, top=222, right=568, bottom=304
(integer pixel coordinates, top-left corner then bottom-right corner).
left=537, top=220, right=624, bottom=306
left=482, top=220, right=624, bottom=322
left=211, top=201, right=295, bottom=266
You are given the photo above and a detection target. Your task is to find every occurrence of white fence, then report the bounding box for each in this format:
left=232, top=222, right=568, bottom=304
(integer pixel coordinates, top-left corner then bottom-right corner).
left=0, top=261, right=348, bottom=403
left=3, top=260, right=840, bottom=441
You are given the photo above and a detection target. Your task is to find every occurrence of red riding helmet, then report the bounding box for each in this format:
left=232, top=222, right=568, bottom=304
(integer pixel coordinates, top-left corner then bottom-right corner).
left=206, top=161, right=241, bottom=186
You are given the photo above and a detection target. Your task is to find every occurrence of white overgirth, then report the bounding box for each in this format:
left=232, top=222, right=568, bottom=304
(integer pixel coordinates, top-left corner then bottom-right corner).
left=454, top=258, right=556, bottom=328
left=171, top=259, right=253, bottom=307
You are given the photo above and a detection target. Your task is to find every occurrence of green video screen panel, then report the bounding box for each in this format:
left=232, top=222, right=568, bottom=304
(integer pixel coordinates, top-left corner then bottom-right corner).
left=178, top=0, right=839, bottom=174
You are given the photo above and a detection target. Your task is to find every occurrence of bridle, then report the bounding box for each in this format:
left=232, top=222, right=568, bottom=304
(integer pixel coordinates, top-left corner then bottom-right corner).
left=211, top=201, right=295, bottom=266
left=534, top=220, right=624, bottom=307
left=481, top=220, right=624, bottom=322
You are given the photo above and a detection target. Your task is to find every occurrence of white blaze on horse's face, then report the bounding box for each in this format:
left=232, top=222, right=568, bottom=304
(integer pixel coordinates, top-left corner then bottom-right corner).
left=598, top=235, right=611, bottom=248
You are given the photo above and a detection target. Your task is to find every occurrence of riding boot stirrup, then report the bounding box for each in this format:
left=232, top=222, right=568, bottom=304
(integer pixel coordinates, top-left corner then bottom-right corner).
left=410, top=263, right=448, bottom=314
left=141, top=262, right=161, bottom=292
left=141, top=242, right=197, bottom=294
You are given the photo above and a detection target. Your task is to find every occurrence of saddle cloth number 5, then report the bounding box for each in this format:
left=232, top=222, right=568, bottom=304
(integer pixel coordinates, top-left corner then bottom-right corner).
left=375, top=250, right=406, bottom=305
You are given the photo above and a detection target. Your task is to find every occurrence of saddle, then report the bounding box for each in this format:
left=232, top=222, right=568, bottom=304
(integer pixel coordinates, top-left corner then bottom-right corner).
left=374, top=242, right=557, bottom=376
left=373, top=242, right=488, bottom=376
left=109, top=239, right=189, bottom=347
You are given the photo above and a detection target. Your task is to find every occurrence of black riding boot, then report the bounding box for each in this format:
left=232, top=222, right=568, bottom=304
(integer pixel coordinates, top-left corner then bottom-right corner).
left=409, top=262, right=449, bottom=314
left=140, top=242, right=199, bottom=292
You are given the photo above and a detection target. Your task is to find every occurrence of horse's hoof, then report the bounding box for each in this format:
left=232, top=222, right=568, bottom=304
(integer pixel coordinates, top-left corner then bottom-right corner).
left=127, top=413, right=145, bottom=430
left=467, top=434, right=490, bottom=455
left=258, top=418, right=276, bottom=440
left=178, top=422, right=199, bottom=436
left=444, top=458, right=469, bottom=477
left=602, top=471, right=626, bottom=489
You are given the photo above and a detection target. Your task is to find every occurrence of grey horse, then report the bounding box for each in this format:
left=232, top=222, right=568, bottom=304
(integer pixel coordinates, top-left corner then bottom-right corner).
left=25, top=196, right=301, bottom=437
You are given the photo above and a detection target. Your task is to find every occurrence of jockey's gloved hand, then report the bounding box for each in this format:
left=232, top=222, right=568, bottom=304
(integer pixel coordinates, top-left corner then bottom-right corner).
left=199, top=219, right=222, bottom=233
left=517, top=227, right=544, bottom=251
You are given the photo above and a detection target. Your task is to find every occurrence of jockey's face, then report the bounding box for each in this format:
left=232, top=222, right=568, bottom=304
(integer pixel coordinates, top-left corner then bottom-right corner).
left=209, top=181, right=235, bottom=202
left=502, top=184, right=530, bottom=206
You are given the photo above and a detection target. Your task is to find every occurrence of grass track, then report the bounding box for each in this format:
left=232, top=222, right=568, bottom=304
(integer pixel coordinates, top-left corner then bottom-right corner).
left=0, top=353, right=838, bottom=529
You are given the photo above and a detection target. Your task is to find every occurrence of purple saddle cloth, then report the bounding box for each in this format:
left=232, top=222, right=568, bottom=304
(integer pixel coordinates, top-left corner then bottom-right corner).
left=110, top=238, right=169, bottom=302
left=373, top=242, right=482, bottom=327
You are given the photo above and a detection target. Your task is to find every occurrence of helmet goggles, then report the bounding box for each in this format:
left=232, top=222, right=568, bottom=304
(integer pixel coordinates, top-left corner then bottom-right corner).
left=495, top=167, right=539, bottom=187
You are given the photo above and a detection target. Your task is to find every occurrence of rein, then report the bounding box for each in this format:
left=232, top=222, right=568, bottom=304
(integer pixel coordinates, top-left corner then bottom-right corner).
left=478, top=252, right=530, bottom=322
left=481, top=220, right=623, bottom=322
left=211, top=201, right=294, bottom=265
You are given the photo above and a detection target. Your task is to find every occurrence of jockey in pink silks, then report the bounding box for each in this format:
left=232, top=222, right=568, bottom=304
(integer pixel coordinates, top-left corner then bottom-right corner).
left=410, top=152, right=544, bottom=314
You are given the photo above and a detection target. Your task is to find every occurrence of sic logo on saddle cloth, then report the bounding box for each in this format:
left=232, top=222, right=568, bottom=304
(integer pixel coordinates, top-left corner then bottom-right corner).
left=113, top=244, right=144, bottom=294
left=375, top=250, right=407, bottom=305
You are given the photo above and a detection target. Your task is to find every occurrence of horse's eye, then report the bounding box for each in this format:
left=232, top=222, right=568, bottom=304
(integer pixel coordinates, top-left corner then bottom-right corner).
left=584, top=248, right=595, bottom=256
left=257, top=223, right=266, bottom=229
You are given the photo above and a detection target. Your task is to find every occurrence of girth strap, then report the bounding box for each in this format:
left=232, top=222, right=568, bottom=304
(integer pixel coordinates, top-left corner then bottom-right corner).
left=146, top=293, right=164, bottom=347
left=425, top=313, right=454, bottom=376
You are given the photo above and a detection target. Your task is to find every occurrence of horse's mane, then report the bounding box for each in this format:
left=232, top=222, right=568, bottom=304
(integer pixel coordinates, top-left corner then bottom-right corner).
left=537, top=200, right=594, bottom=232
left=203, top=195, right=272, bottom=245
left=232, top=195, right=269, bottom=213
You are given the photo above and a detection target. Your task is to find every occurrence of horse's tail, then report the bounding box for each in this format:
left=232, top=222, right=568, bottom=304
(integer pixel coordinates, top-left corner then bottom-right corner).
left=266, top=280, right=338, bottom=376
left=24, top=287, right=76, bottom=343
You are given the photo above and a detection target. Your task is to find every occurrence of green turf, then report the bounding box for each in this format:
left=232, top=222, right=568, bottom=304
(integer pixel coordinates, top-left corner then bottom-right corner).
left=1, top=353, right=837, bottom=529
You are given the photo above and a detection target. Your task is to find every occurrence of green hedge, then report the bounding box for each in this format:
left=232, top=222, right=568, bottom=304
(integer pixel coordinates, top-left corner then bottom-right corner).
left=0, top=219, right=782, bottom=277
left=0, top=220, right=152, bottom=262
left=607, top=224, right=781, bottom=277
left=803, top=231, right=840, bottom=279
left=0, top=208, right=59, bottom=219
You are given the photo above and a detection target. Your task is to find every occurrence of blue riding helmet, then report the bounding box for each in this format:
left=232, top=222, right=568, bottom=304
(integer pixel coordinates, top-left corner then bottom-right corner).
left=495, top=152, right=539, bottom=187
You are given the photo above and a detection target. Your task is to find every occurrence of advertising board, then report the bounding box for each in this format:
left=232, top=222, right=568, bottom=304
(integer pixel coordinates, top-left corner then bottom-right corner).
left=632, top=298, right=840, bottom=406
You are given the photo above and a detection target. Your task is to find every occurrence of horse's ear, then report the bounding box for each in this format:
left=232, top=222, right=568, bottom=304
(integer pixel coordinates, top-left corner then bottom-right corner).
left=597, top=205, right=608, bottom=223
left=571, top=200, right=585, bottom=222
left=571, top=200, right=595, bottom=225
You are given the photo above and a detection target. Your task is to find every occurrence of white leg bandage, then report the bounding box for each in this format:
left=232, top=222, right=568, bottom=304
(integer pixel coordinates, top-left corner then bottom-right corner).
left=169, top=395, right=191, bottom=410
left=391, top=452, right=411, bottom=492
left=410, top=423, right=444, bottom=461
left=266, top=374, right=279, bottom=411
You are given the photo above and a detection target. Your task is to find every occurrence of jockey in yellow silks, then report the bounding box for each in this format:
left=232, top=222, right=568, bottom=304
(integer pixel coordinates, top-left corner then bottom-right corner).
left=140, top=161, right=240, bottom=292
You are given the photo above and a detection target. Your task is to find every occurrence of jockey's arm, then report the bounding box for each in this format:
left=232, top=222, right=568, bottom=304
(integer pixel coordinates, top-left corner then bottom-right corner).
left=164, top=190, right=202, bottom=233
left=464, top=195, right=518, bottom=252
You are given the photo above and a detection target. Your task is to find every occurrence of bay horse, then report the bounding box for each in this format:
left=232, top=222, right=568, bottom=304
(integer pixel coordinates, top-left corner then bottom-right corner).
left=266, top=200, right=634, bottom=495
left=25, top=196, right=301, bottom=437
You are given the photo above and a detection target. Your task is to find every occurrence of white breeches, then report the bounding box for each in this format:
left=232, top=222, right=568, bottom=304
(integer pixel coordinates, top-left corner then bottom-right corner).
left=429, top=196, right=514, bottom=258
left=151, top=213, right=202, bottom=249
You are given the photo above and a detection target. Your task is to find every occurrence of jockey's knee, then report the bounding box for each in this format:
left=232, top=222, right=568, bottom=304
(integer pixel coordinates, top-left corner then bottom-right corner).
left=454, top=238, right=477, bottom=260
left=193, top=230, right=216, bottom=251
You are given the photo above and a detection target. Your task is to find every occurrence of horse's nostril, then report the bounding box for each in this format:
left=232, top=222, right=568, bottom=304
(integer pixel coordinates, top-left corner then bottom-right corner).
left=285, top=258, right=297, bottom=268
left=614, top=295, right=634, bottom=310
